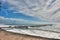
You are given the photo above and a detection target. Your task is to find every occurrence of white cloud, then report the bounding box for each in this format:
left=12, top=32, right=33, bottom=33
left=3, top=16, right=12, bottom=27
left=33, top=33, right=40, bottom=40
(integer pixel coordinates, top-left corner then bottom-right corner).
left=0, top=16, right=60, bottom=25
left=0, top=16, right=5, bottom=20
left=6, top=0, right=60, bottom=22
left=2, top=0, right=6, bottom=2
left=0, top=16, right=30, bottom=22
left=0, top=16, right=45, bottom=25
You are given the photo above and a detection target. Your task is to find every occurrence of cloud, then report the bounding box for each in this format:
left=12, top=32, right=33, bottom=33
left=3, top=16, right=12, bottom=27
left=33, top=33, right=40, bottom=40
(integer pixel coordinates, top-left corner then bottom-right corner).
left=5, top=0, right=60, bottom=22
left=1, top=0, right=5, bottom=2
left=0, top=16, right=45, bottom=25
left=0, top=16, right=30, bottom=22
left=0, top=16, right=60, bottom=25
left=0, top=16, right=5, bottom=20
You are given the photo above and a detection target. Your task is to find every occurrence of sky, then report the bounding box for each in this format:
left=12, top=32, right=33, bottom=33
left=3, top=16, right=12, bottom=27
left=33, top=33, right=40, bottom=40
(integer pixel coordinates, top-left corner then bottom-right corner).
left=0, top=0, right=60, bottom=25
